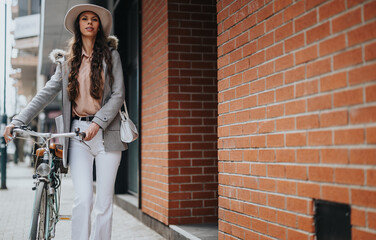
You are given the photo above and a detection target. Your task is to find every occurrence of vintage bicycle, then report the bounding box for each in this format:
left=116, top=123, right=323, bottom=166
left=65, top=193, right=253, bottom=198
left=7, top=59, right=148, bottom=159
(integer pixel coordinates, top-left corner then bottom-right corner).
left=11, top=125, right=85, bottom=240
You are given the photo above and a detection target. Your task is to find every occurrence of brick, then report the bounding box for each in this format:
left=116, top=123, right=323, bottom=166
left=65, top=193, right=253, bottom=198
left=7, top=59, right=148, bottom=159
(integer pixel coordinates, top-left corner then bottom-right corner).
left=276, top=180, right=296, bottom=195
left=286, top=197, right=309, bottom=214
left=297, top=149, right=320, bottom=163
left=332, top=7, right=362, bottom=33
left=268, top=223, right=287, bottom=240
left=365, top=41, right=376, bottom=62
left=286, top=132, right=306, bottom=146
left=296, top=79, right=318, bottom=97
left=309, top=166, right=333, bottom=182
left=306, top=0, right=327, bottom=10
left=266, top=12, right=283, bottom=32
left=350, top=149, right=376, bottom=165
left=266, top=73, right=284, bottom=89
left=333, top=87, right=363, bottom=107
left=287, top=229, right=309, bottom=240
left=258, top=91, right=275, bottom=106
left=349, top=63, right=376, bottom=85
left=307, top=94, right=332, bottom=111
left=251, top=190, right=267, bottom=205
left=275, top=22, right=293, bottom=42
left=249, top=22, right=265, bottom=40
left=258, top=32, right=274, bottom=51
left=297, top=215, right=315, bottom=232
left=319, top=34, right=346, bottom=57
left=347, top=0, right=367, bottom=8
left=259, top=178, right=276, bottom=192
left=252, top=219, right=268, bottom=235
left=322, top=185, right=350, bottom=203
left=267, top=134, right=285, bottom=147
left=307, top=58, right=331, bottom=78
left=258, top=61, right=274, bottom=78
left=286, top=165, right=307, bottom=180
left=243, top=68, right=258, bottom=83
left=352, top=189, right=376, bottom=208
left=295, top=45, right=318, bottom=65
left=267, top=164, right=286, bottom=178
left=320, top=110, right=348, bottom=127
left=320, top=72, right=347, bottom=92
left=366, top=127, right=376, bottom=144
left=284, top=0, right=305, bottom=22
left=333, top=47, right=363, bottom=70
left=297, top=182, right=320, bottom=198
left=277, top=210, right=297, bottom=228
left=276, top=149, right=295, bottom=163
left=295, top=10, right=317, bottom=33
left=297, top=114, right=319, bottom=130
left=275, top=54, right=294, bottom=72
left=335, top=168, right=364, bottom=185
left=274, top=0, right=292, bottom=12
left=266, top=43, right=284, bottom=60
left=249, top=51, right=265, bottom=68
left=318, top=0, right=345, bottom=21
left=321, top=148, right=348, bottom=164
left=307, top=22, right=330, bottom=44
left=285, top=33, right=305, bottom=53
left=268, top=194, right=286, bottom=209
left=364, top=0, right=376, bottom=20
left=259, top=120, right=275, bottom=133
left=348, top=21, right=376, bottom=46
left=276, top=86, right=294, bottom=101
left=335, top=129, right=364, bottom=145
left=350, top=106, right=376, bottom=124
left=259, top=149, right=275, bottom=162
left=369, top=211, right=376, bottom=230
left=285, top=66, right=305, bottom=84
left=308, top=130, right=332, bottom=146
left=352, top=228, right=376, bottom=240
left=285, top=99, right=306, bottom=115
left=276, top=117, right=295, bottom=131
left=351, top=208, right=366, bottom=227
left=257, top=2, right=274, bottom=23
left=243, top=41, right=257, bottom=57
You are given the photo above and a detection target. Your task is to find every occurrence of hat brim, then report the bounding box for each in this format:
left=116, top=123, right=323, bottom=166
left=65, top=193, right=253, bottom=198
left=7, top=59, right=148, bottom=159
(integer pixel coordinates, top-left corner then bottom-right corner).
left=64, top=4, right=112, bottom=36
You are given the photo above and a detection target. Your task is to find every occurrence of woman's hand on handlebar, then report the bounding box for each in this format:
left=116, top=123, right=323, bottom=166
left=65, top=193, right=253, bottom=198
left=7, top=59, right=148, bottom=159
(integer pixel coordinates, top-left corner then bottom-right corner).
left=3, top=123, right=15, bottom=144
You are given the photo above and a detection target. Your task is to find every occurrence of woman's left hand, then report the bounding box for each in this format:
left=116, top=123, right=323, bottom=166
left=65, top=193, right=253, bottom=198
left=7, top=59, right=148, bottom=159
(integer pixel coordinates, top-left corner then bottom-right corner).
left=85, top=122, right=100, bottom=141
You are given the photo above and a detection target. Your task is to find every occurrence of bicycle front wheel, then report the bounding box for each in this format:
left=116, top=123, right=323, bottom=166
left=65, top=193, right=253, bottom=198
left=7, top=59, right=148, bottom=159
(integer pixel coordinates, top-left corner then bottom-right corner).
left=29, top=182, right=48, bottom=240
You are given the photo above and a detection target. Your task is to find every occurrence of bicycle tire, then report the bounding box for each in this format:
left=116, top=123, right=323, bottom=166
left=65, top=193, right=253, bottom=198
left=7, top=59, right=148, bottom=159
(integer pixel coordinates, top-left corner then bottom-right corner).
left=29, top=182, right=47, bottom=240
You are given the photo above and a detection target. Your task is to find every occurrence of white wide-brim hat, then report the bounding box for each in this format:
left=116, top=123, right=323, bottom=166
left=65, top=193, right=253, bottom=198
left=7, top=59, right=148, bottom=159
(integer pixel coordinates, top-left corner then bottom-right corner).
left=64, top=4, right=112, bottom=36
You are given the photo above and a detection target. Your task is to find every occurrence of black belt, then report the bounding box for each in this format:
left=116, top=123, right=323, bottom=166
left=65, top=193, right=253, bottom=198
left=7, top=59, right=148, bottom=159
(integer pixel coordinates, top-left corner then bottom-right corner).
left=72, top=115, right=94, bottom=121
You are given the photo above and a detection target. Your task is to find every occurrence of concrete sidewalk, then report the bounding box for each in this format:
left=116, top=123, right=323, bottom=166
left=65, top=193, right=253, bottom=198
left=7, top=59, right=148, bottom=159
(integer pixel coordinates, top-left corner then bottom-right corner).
left=0, top=161, right=165, bottom=240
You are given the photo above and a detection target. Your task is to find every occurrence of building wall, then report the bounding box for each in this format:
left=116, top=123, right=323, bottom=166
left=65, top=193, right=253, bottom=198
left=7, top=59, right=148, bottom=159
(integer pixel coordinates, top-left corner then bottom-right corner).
left=141, top=0, right=218, bottom=225
left=141, top=0, right=170, bottom=224
left=217, top=0, right=376, bottom=239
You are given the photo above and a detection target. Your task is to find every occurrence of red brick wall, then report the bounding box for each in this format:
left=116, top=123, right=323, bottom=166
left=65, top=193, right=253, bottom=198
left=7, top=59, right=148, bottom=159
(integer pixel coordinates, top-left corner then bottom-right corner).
left=167, top=0, right=218, bottom=225
left=141, top=0, right=169, bottom=224
left=217, top=0, right=376, bottom=239
left=141, top=0, right=218, bottom=225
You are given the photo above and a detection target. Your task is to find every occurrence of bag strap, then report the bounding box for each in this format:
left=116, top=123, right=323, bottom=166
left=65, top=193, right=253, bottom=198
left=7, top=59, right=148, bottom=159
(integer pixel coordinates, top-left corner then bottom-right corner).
left=119, top=100, right=130, bottom=120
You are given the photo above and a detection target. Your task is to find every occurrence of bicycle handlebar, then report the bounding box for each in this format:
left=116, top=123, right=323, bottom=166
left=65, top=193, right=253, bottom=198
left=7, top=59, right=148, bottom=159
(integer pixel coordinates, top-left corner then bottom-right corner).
left=11, top=126, right=86, bottom=141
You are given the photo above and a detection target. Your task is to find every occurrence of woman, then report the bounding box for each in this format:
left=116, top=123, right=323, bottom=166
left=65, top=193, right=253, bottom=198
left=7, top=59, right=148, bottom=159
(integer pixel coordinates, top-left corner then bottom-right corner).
left=3, top=4, right=126, bottom=240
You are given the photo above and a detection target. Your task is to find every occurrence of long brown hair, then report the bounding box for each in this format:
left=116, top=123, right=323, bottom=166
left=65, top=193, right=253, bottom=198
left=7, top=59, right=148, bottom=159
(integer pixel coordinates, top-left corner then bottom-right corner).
left=67, top=12, right=114, bottom=103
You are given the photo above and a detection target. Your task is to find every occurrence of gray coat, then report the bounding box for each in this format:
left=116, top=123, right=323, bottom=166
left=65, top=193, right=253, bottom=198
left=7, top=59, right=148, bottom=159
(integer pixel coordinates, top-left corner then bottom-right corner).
left=12, top=36, right=127, bottom=165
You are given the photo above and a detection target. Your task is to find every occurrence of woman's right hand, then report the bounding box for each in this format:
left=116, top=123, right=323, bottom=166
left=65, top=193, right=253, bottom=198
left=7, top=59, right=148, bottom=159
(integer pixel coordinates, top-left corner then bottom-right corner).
left=3, top=124, right=15, bottom=144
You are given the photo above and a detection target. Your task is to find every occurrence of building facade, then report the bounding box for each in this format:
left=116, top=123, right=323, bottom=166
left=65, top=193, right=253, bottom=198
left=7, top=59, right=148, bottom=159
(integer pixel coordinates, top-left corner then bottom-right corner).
left=23, top=0, right=376, bottom=239
left=216, top=0, right=376, bottom=239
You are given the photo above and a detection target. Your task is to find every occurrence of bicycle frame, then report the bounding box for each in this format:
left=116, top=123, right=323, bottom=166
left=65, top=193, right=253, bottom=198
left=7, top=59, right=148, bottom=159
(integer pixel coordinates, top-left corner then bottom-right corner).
left=12, top=126, right=85, bottom=240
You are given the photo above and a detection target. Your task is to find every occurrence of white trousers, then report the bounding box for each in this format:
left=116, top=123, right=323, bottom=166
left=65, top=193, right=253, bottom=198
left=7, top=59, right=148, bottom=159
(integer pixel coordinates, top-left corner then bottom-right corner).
left=69, top=120, right=121, bottom=240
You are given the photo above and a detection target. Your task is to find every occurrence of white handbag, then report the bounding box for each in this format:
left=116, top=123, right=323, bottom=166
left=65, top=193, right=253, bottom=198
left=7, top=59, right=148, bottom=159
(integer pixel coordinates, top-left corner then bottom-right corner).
left=119, top=100, right=139, bottom=143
